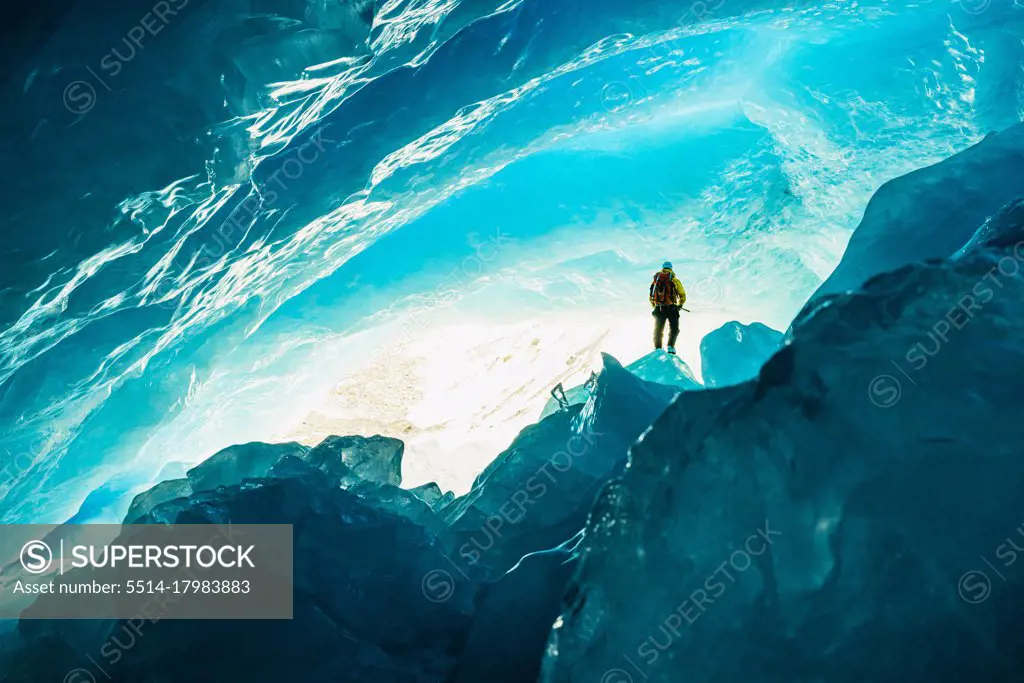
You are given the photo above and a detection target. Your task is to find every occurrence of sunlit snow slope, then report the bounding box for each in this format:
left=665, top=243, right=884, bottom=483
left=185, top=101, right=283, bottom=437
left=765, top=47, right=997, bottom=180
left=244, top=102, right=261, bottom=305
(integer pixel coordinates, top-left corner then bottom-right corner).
left=0, top=0, right=1021, bottom=522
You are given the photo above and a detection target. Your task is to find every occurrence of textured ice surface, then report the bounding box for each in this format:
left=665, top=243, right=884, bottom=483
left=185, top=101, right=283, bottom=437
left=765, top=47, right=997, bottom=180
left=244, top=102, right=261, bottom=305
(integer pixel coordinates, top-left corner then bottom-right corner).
left=444, top=353, right=677, bottom=576
left=540, top=350, right=700, bottom=419
left=541, top=201, right=1024, bottom=683
left=814, top=123, right=1024, bottom=298
left=956, top=197, right=1024, bottom=255
left=625, top=352, right=703, bottom=391
left=186, top=441, right=309, bottom=492
left=699, top=320, right=784, bottom=387
left=453, top=539, right=579, bottom=683
left=409, top=482, right=455, bottom=511
left=304, top=434, right=405, bottom=486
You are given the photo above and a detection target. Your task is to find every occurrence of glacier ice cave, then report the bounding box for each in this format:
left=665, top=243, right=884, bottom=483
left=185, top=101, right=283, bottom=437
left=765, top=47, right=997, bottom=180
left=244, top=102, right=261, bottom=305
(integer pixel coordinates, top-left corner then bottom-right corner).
left=1, top=0, right=1024, bottom=680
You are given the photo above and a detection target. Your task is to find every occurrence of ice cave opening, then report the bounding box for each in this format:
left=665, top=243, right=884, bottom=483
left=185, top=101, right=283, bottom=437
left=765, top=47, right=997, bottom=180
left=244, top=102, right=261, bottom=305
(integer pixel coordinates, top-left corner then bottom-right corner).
left=3, top=1, right=1024, bottom=682
left=0, top=0, right=1020, bottom=531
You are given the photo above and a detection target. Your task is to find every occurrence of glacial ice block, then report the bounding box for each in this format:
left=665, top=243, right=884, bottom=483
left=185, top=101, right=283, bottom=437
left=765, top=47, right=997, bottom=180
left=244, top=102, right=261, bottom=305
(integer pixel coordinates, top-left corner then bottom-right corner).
left=540, top=351, right=700, bottom=419
left=304, top=434, right=405, bottom=486
left=813, top=122, right=1024, bottom=299
left=186, top=441, right=309, bottom=492
left=699, top=321, right=783, bottom=387
left=624, top=352, right=702, bottom=391
left=444, top=354, right=678, bottom=575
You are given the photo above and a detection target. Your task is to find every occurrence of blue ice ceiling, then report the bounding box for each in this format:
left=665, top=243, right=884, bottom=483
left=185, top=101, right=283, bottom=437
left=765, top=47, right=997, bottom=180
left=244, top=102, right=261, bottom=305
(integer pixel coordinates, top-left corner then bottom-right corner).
left=0, top=0, right=1021, bottom=523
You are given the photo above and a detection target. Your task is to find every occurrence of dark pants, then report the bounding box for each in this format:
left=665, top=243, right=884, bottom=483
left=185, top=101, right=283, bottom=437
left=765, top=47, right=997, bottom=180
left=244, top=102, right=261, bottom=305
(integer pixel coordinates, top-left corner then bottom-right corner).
left=652, top=305, right=680, bottom=348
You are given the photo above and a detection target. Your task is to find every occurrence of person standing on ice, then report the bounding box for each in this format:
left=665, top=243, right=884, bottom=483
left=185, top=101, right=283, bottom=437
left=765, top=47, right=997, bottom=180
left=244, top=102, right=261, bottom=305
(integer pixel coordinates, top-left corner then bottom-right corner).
left=650, top=261, right=687, bottom=355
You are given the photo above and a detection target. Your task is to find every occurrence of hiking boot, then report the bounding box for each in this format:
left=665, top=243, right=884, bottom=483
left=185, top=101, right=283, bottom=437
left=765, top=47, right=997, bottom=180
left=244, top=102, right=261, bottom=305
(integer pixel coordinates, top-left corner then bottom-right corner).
left=666, top=346, right=677, bottom=355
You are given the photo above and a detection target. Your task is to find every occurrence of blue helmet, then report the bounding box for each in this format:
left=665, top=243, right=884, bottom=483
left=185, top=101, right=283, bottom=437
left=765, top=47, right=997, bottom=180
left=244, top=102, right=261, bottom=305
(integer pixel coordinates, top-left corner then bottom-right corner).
left=662, top=261, right=673, bottom=270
